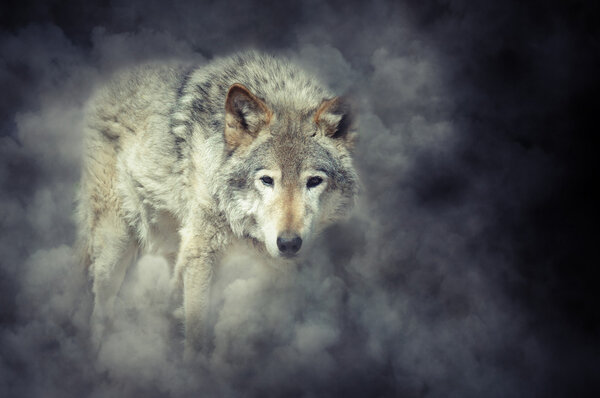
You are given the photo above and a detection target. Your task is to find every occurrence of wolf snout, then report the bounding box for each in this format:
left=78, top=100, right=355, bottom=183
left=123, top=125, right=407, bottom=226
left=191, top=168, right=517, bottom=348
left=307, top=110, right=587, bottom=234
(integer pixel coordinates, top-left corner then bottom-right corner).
left=277, top=233, right=302, bottom=256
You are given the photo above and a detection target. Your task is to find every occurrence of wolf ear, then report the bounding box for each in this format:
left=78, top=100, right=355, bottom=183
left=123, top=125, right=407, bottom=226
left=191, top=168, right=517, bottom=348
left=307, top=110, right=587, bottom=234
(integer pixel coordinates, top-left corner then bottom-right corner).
left=314, top=97, right=355, bottom=145
left=224, top=83, right=272, bottom=151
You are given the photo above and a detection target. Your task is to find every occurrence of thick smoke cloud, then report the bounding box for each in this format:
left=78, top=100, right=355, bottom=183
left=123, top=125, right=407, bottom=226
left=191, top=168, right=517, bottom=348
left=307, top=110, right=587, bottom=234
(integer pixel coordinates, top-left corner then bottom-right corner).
left=1, top=1, right=598, bottom=397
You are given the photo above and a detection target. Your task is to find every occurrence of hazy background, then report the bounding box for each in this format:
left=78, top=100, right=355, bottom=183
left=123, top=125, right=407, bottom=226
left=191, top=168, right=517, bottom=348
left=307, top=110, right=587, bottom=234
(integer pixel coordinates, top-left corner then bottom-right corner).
left=1, top=0, right=598, bottom=396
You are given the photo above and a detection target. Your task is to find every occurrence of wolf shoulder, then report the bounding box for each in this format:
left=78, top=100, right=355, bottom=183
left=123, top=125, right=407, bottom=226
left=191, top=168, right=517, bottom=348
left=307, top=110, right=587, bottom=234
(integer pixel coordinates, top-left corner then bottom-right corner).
left=84, top=62, right=191, bottom=143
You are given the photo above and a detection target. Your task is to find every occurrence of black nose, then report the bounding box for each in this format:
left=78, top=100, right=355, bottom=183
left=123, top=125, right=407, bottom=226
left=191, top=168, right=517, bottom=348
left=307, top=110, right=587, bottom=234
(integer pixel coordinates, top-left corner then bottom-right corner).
left=277, top=234, right=302, bottom=256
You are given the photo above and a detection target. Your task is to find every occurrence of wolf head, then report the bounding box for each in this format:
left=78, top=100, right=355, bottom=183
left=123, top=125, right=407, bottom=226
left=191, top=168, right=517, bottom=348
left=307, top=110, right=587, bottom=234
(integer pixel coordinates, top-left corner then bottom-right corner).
left=218, top=83, right=359, bottom=258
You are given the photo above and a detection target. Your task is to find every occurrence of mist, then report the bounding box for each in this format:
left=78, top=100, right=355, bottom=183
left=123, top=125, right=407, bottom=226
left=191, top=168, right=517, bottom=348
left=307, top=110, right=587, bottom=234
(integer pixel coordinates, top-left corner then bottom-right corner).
left=1, top=1, right=598, bottom=397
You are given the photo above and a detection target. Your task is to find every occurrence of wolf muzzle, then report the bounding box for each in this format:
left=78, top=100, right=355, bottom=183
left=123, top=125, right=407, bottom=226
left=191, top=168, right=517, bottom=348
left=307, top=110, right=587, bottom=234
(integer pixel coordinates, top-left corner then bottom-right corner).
left=276, top=232, right=302, bottom=256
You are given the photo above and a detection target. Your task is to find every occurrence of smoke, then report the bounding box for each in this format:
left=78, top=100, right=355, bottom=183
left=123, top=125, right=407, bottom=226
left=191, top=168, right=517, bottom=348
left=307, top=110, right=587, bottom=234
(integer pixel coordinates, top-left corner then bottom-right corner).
left=1, top=0, right=598, bottom=397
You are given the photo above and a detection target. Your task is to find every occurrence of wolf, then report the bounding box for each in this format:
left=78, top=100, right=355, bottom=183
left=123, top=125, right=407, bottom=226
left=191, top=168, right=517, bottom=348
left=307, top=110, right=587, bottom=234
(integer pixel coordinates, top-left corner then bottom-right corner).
left=77, top=51, right=359, bottom=354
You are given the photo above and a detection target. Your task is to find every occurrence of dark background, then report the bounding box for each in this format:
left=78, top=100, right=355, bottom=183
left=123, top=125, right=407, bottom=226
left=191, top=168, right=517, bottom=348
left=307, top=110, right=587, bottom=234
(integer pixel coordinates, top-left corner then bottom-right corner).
left=1, top=0, right=598, bottom=397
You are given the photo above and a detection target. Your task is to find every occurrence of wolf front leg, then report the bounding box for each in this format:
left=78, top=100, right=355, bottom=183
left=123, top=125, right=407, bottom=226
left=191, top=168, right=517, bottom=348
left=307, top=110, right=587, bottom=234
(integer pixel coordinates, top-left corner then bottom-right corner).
left=174, top=224, right=224, bottom=357
left=183, top=255, right=214, bottom=355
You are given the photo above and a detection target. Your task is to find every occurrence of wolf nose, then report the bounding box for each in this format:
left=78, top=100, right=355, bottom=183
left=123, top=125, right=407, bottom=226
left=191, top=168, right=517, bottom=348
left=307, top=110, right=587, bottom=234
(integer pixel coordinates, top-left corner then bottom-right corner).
left=277, top=234, right=302, bottom=256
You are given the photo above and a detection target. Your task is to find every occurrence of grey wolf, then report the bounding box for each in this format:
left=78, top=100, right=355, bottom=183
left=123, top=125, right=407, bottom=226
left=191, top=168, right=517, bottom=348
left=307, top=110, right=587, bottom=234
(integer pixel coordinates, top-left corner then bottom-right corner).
left=77, top=51, right=359, bottom=354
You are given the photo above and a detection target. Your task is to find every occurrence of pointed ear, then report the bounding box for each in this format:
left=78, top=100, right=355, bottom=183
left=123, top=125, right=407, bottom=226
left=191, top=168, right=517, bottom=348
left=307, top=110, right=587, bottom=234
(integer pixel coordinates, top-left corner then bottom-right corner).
left=314, top=96, right=356, bottom=146
left=224, top=83, right=272, bottom=150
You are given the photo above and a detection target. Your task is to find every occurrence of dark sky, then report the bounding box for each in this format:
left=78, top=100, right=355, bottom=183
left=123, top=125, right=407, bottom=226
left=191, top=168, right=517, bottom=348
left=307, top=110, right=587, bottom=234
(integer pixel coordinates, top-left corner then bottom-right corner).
left=1, top=0, right=599, bottom=397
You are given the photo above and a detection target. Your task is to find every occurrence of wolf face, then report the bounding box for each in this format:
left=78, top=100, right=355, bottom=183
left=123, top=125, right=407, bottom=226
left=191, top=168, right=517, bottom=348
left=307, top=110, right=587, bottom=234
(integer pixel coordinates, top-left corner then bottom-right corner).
left=219, top=84, right=358, bottom=258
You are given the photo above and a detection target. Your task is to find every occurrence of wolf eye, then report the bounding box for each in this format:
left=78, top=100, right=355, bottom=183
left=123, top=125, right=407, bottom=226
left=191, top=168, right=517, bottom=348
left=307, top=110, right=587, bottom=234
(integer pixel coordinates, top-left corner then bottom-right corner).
left=260, top=176, right=274, bottom=186
left=306, top=176, right=323, bottom=188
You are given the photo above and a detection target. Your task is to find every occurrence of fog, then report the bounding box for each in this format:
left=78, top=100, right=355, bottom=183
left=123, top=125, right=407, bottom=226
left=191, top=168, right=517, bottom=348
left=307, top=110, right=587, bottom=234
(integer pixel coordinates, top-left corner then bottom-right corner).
left=1, top=1, right=598, bottom=397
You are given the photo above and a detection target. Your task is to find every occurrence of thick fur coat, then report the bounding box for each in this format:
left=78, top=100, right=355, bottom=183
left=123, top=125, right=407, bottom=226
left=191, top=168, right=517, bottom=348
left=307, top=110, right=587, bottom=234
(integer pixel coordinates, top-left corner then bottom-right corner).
left=78, top=52, right=359, bottom=353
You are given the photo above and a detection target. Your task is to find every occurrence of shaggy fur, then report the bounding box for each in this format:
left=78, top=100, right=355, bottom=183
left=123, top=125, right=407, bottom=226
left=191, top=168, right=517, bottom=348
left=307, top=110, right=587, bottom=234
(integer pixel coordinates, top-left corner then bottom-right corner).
left=77, top=51, right=359, bottom=354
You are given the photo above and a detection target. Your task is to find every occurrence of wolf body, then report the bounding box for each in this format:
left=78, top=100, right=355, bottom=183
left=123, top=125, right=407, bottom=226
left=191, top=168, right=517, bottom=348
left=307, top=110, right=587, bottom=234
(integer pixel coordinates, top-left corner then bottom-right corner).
left=78, top=52, right=358, bottom=353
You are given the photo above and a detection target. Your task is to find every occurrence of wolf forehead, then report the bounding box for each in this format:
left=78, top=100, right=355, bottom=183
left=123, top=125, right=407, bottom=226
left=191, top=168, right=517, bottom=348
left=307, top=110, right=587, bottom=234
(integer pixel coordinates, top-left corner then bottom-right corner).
left=225, top=134, right=354, bottom=189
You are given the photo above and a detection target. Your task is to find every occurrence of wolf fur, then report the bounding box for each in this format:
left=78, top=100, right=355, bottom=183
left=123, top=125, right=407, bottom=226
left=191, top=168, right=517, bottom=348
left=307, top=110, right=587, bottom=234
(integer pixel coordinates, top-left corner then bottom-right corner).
left=77, top=51, right=359, bottom=353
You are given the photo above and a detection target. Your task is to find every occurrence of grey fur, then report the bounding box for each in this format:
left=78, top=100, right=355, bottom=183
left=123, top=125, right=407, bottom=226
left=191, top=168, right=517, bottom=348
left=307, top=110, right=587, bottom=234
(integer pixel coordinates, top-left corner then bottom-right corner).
left=77, top=51, right=359, bottom=354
